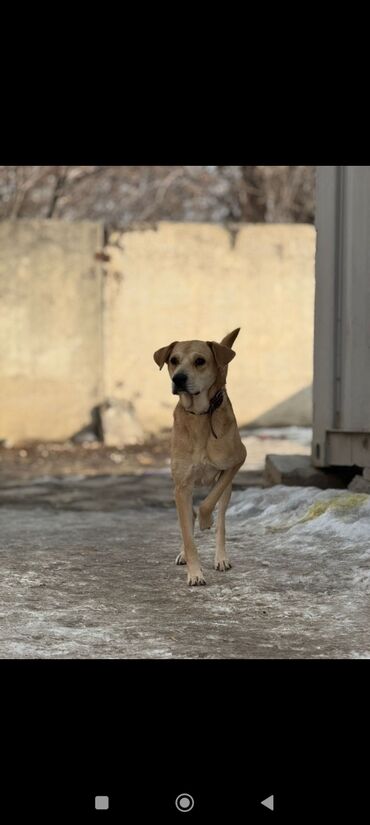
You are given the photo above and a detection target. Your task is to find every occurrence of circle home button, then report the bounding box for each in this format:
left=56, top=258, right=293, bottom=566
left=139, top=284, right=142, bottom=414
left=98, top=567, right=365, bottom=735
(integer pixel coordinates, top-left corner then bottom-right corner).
left=175, top=793, right=195, bottom=812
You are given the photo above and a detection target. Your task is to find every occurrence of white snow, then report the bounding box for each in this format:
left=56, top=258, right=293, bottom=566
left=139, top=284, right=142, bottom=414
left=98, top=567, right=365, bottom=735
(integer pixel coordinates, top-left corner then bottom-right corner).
left=240, top=426, right=313, bottom=446
left=228, top=484, right=370, bottom=543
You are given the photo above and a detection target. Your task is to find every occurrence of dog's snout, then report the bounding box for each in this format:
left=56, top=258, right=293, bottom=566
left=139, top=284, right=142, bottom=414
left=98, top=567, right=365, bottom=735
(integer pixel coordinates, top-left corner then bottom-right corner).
left=173, top=372, right=187, bottom=388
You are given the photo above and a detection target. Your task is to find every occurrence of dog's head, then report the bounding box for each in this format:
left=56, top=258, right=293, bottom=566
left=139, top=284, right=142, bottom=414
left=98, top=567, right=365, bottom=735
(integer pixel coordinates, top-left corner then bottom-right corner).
left=153, top=328, right=240, bottom=396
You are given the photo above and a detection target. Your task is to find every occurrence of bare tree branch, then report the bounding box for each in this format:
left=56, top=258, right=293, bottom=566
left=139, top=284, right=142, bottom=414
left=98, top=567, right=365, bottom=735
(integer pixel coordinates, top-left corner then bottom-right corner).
left=46, top=167, right=68, bottom=218
left=0, top=165, right=316, bottom=226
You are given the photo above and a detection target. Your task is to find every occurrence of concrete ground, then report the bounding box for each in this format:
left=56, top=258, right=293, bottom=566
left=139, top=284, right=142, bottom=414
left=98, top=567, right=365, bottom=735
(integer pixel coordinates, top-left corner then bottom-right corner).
left=1, top=453, right=369, bottom=658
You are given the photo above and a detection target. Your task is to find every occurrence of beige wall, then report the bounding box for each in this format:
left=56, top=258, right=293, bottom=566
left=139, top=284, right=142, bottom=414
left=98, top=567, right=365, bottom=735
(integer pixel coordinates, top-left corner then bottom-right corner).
left=0, top=220, right=315, bottom=443
left=103, top=223, right=315, bottom=434
left=0, top=220, right=104, bottom=441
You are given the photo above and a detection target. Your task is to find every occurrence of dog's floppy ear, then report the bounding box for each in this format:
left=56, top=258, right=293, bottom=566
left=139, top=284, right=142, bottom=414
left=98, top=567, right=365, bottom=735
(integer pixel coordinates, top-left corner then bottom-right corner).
left=220, top=328, right=241, bottom=349
left=153, top=341, right=178, bottom=370
left=207, top=341, right=236, bottom=368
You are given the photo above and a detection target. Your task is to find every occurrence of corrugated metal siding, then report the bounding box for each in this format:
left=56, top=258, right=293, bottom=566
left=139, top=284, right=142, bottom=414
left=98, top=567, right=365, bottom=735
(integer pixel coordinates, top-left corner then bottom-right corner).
left=312, top=166, right=370, bottom=467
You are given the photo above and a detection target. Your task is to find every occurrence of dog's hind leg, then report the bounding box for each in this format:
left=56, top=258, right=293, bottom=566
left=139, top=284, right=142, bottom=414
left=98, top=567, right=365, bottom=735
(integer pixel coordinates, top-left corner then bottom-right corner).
left=214, top=482, right=232, bottom=571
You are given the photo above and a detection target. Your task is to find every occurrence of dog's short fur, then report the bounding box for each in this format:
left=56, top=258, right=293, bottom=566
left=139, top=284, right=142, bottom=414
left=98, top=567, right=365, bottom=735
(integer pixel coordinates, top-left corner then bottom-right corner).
left=153, top=329, right=246, bottom=585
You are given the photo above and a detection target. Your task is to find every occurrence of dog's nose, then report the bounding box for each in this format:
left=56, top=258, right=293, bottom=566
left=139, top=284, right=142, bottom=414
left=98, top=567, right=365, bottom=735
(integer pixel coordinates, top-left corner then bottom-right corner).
left=173, top=372, right=187, bottom=388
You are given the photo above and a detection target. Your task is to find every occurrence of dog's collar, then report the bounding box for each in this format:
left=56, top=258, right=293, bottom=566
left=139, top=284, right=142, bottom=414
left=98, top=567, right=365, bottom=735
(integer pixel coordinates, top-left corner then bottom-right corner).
left=183, top=387, right=225, bottom=438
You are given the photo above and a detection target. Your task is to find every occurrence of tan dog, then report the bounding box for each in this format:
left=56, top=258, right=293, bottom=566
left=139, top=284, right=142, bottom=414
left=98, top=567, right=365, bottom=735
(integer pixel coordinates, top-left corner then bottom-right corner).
left=153, top=328, right=246, bottom=586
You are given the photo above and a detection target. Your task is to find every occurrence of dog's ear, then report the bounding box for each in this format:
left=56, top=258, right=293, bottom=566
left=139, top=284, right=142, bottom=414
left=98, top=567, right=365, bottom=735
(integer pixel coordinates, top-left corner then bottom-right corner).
left=207, top=341, right=236, bottom=368
left=220, top=328, right=241, bottom=349
left=153, top=341, right=178, bottom=370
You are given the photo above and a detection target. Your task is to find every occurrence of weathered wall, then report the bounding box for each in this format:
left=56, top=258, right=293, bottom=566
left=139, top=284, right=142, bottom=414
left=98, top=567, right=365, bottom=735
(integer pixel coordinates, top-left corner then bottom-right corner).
left=103, top=223, right=315, bottom=434
left=0, top=220, right=315, bottom=443
left=0, top=220, right=104, bottom=442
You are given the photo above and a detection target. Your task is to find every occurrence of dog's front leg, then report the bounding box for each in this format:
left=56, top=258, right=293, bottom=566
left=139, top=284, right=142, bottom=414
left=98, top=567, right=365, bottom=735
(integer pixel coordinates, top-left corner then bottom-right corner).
left=198, top=454, right=245, bottom=531
left=175, top=485, right=206, bottom=586
left=175, top=505, right=196, bottom=566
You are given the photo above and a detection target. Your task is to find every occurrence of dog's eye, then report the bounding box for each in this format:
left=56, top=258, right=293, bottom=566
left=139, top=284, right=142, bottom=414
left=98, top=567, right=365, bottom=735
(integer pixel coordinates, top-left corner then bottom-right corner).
left=194, top=357, right=206, bottom=367
left=170, top=356, right=179, bottom=366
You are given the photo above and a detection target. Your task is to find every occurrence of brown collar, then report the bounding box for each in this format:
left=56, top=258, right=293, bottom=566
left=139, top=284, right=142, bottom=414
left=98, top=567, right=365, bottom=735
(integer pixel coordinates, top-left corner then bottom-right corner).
left=184, top=387, right=225, bottom=438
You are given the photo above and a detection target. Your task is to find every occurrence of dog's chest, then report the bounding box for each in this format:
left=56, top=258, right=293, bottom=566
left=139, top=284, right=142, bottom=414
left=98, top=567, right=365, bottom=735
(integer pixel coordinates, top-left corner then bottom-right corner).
left=191, top=448, right=220, bottom=486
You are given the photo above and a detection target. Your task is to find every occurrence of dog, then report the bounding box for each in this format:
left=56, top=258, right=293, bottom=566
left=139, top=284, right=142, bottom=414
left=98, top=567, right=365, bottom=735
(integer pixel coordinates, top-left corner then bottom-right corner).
left=153, top=328, right=246, bottom=586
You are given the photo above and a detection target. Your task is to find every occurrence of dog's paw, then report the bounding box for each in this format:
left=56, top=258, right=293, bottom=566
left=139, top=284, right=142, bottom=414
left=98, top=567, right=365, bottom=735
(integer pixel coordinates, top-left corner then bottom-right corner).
left=176, top=551, right=187, bottom=565
left=187, top=571, right=206, bottom=586
left=214, top=558, right=232, bottom=571
left=198, top=506, right=214, bottom=531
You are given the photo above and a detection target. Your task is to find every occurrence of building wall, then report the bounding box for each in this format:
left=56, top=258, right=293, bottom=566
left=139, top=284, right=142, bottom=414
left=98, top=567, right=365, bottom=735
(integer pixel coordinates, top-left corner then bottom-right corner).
left=312, top=166, right=370, bottom=468
left=103, top=222, right=315, bottom=434
left=0, top=220, right=104, bottom=441
left=0, top=220, right=315, bottom=443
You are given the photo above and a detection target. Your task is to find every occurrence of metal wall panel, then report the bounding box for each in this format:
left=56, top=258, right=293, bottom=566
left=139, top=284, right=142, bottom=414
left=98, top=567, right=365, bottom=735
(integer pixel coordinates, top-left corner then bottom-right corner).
left=312, top=166, right=370, bottom=468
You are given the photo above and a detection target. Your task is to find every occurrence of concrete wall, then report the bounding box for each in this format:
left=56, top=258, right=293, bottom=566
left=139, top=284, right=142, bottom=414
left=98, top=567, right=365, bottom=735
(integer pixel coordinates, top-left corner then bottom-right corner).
left=0, top=220, right=104, bottom=442
left=0, top=220, right=315, bottom=443
left=104, top=223, right=315, bottom=434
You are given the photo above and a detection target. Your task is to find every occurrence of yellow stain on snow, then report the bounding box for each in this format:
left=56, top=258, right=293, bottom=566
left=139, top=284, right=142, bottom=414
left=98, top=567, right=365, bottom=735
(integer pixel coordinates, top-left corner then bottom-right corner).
left=300, top=493, right=369, bottom=523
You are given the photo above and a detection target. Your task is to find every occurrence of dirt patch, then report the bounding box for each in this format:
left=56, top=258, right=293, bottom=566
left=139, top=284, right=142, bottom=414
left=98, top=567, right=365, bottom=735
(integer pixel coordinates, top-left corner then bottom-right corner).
left=0, top=432, right=172, bottom=482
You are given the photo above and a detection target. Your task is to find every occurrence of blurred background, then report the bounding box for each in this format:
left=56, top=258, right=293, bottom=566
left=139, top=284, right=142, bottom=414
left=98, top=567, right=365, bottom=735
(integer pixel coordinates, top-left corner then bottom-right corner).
left=0, top=166, right=315, bottom=225
left=0, top=165, right=316, bottom=482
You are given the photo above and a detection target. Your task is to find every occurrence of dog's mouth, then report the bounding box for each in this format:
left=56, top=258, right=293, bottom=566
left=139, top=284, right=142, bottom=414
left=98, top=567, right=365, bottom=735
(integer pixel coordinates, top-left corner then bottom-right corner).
left=172, top=384, right=184, bottom=396
left=172, top=384, right=200, bottom=396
